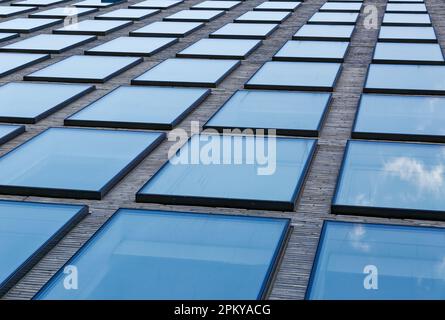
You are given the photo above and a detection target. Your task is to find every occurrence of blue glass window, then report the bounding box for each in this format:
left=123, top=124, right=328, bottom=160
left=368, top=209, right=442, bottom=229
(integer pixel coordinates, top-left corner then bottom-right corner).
left=73, top=0, right=125, bottom=8
left=319, top=2, right=362, bottom=12
left=245, top=61, right=342, bottom=91
left=382, top=13, right=431, bottom=26
left=0, top=200, right=88, bottom=296
left=191, top=1, right=241, bottom=10
left=204, top=90, right=331, bottom=136
left=0, top=82, right=94, bottom=124
left=0, top=127, right=164, bottom=199
left=34, top=208, right=290, bottom=300
left=364, top=64, right=445, bottom=95
left=274, top=40, right=349, bottom=62
left=333, top=140, right=445, bottom=220
left=95, top=8, right=159, bottom=20
left=66, top=86, right=210, bottom=129
left=386, top=3, right=427, bottom=13
left=25, top=55, right=142, bottom=83
left=0, top=52, right=49, bottom=77
left=254, top=1, right=301, bottom=12
left=378, top=26, right=437, bottom=43
left=234, top=11, right=290, bottom=23
left=164, top=9, right=224, bottom=22
left=12, top=0, right=67, bottom=6
left=53, top=19, right=132, bottom=36
left=0, top=124, right=25, bottom=145
left=85, top=36, right=177, bottom=57
left=130, top=21, right=203, bottom=37
left=0, top=33, right=18, bottom=43
left=177, top=38, right=261, bottom=59
left=132, top=58, right=240, bottom=87
left=353, top=94, right=445, bottom=142
left=307, top=221, right=445, bottom=300
left=137, top=134, right=316, bottom=211
left=373, top=42, right=444, bottom=64
left=210, top=22, right=278, bottom=39
left=29, top=7, right=97, bottom=19
left=129, top=0, right=183, bottom=9
left=0, top=34, right=96, bottom=54
left=293, top=24, right=355, bottom=41
left=308, top=12, right=359, bottom=25
left=0, top=18, right=61, bottom=33
left=0, top=5, right=36, bottom=17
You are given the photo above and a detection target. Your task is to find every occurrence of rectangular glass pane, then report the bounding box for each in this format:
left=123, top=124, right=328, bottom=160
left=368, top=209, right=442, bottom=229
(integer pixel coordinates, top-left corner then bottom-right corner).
left=164, top=9, right=224, bottom=22
left=132, top=58, right=240, bottom=87
left=307, top=221, right=445, bottom=300
left=73, top=0, right=126, bottom=7
left=130, top=21, right=203, bottom=37
left=53, top=19, right=132, bottom=36
left=0, top=18, right=61, bottom=33
left=0, top=52, right=49, bottom=77
left=245, top=61, right=342, bottom=91
left=29, top=7, right=96, bottom=18
left=210, top=22, right=278, bottom=39
left=378, top=26, right=437, bottom=43
left=129, top=0, right=183, bottom=9
left=254, top=1, right=301, bottom=12
left=95, top=8, right=159, bottom=20
left=11, top=0, right=67, bottom=6
left=273, top=40, right=349, bottom=62
left=0, top=5, right=36, bottom=17
left=35, top=208, right=289, bottom=300
left=353, top=94, right=445, bottom=142
left=0, top=200, right=88, bottom=295
left=373, top=42, right=444, bottom=64
left=0, top=127, right=164, bottom=199
left=386, top=3, right=427, bottom=13
left=0, top=82, right=93, bottom=123
left=364, top=64, right=445, bottom=94
left=319, top=2, right=362, bottom=12
left=192, top=1, right=241, bottom=10
left=293, top=24, right=355, bottom=41
left=382, top=13, right=431, bottom=26
left=0, top=124, right=25, bottom=145
left=177, top=38, right=261, bottom=59
left=204, top=89, right=331, bottom=136
left=234, top=11, right=290, bottom=23
left=0, top=33, right=18, bottom=43
left=308, top=12, right=359, bottom=25
left=137, top=134, right=316, bottom=211
left=25, top=55, right=142, bottom=83
left=66, top=86, right=210, bottom=129
left=333, top=140, right=445, bottom=220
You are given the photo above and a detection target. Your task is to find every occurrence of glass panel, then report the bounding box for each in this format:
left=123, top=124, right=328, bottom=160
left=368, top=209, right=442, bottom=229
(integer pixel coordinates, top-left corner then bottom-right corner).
left=35, top=208, right=289, bottom=300
left=254, top=1, right=301, bottom=11
left=378, top=26, right=437, bottom=42
left=29, top=7, right=97, bottom=18
left=293, top=24, right=354, bottom=40
left=354, top=94, right=445, bottom=140
left=1, top=34, right=96, bottom=53
left=12, top=0, right=67, bottom=6
left=0, top=5, right=36, bottom=17
left=130, top=21, right=203, bottom=37
left=129, top=0, right=183, bottom=9
left=373, top=42, right=444, bottom=63
left=85, top=36, right=177, bottom=56
left=386, top=3, right=427, bottom=13
left=0, top=124, right=24, bottom=145
left=246, top=61, right=341, bottom=91
left=0, top=33, right=18, bottom=43
left=0, top=18, right=61, bottom=33
left=96, top=8, right=159, bottom=20
left=192, top=1, right=241, bottom=10
left=333, top=140, right=445, bottom=215
left=319, top=2, right=362, bottom=12
left=0, top=82, right=93, bottom=123
left=66, top=86, right=210, bottom=129
left=274, top=40, right=349, bottom=62
left=205, top=90, right=331, bottom=135
left=0, top=127, right=164, bottom=198
left=308, top=12, right=359, bottom=24
left=177, top=38, right=261, bottom=59
left=73, top=0, right=125, bottom=7
left=0, top=200, right=87, bottom=292
left=164, top=9, right=224, bottom=22
left=53, top=19, right=132, bottom=35
left=365, top=64, right=445, bottom=94
left=25, top=55, right=141, bottom=83
left=308, top=221, right=445, bottom=300
left=132, top=58, right=240, bottom=87
left=382, top=13, right=431, bottom=26
left=234, top=11, right=290, bottom=23
left=210, top=22, right=278, bottom=39
left=0, top=52, right=49, bottom=77
left=137, top=134, right=316, bottom=210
